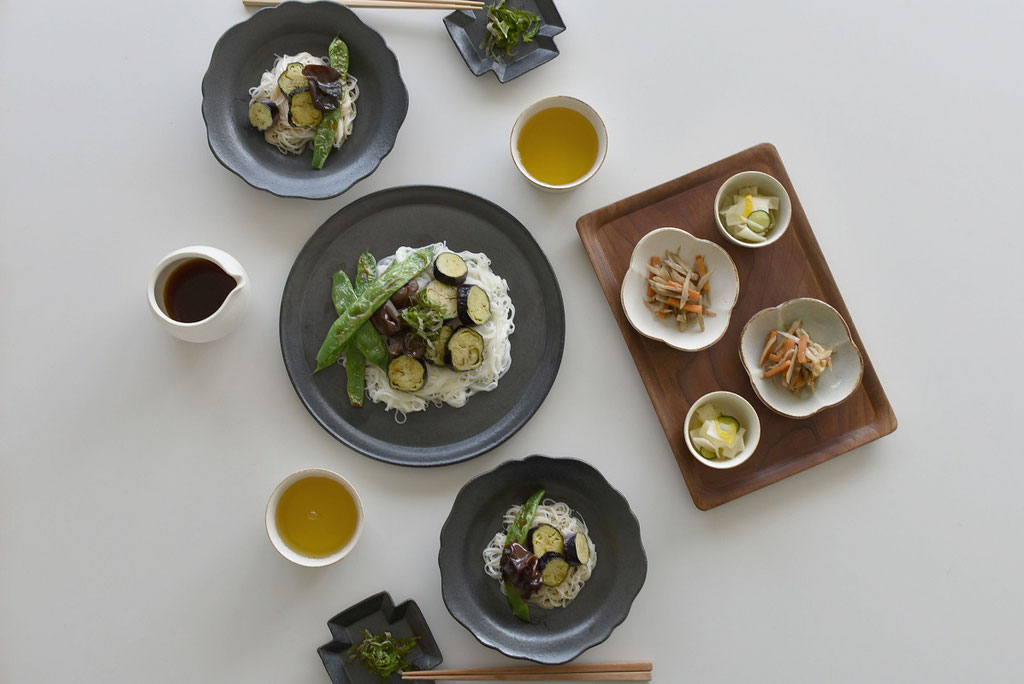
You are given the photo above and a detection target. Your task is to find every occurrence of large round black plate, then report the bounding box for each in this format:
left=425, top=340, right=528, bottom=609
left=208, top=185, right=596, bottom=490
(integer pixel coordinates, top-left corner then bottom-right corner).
left=280, top=186, right=565, bottom=466
left=202, top=2, right=408, bottom=199
left=438, top=455, right=647, bottom=664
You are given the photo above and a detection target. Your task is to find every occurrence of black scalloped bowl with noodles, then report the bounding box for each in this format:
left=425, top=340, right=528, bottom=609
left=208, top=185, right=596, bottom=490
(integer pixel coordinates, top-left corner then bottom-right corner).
left=202, top=2, right=408, bottom=199
left=438, top=455, right=647, bottom=664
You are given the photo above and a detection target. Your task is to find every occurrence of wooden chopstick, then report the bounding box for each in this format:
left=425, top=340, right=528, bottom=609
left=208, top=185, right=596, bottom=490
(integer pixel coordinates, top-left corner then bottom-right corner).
left=243, top=0, right=484, bottom=9
left=403, top=661, right=653, bottom=681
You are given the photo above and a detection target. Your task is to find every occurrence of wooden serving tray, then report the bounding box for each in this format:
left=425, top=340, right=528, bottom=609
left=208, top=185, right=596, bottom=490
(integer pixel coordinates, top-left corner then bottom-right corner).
left=577, top=143, right=897, bottom=510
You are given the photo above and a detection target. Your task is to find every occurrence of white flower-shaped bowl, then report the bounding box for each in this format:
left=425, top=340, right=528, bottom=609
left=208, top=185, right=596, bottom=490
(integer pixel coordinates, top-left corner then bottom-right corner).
left=620, top=227, right=740, bottom=351
left=714, top=170, right=792, bottom=249
left=739, top=298, right=864, bottom=419
left=684, top=391, right=761, bottom=470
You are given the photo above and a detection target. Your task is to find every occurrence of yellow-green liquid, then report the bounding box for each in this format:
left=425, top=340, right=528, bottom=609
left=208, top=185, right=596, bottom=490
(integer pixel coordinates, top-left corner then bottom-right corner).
left=275, top=477, right=359, bottom=558
left=517, top=107, right=599, bottom=186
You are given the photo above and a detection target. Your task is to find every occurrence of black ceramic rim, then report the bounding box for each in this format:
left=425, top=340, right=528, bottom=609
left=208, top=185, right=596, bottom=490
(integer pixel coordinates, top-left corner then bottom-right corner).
left=201, top=1, right=408, bottom=199
left=317, top=591, right=443, bottom=682
left=438, top=455, right=647, bottom=663
left=279, top=185, right=565, bottom=467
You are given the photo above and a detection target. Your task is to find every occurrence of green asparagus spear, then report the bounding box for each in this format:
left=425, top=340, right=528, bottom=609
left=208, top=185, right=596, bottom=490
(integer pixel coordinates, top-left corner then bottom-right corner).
left=503, top=489, right=545, bottom=622
left=332, top=268, right=389, bottom=371
left=312, top=37, right=350, bottom=170
left=315, top=248, right=431, bottom=373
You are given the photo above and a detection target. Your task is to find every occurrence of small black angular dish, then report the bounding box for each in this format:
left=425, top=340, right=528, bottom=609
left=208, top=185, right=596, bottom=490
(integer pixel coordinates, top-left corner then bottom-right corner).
left=318, top=592, right=442, bottom=684
left=438, top=455, right=647, bottom=664
left=443, top=1, right=566, bottom=83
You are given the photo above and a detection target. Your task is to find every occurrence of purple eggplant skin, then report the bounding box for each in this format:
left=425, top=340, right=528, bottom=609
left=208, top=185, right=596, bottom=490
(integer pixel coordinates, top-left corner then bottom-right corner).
left=371, top=300, right=405, bottom=337
left=248, top=100, right=279, bottom=131
left=390, top=281, right=420, bottom=309
left=563, top=532, right=590, bottom=567
left=537, top=551, right=571, bottom=587
left=386, top=334, right=406, bottom=357
left=528, top=524, right=564, bottom=557
left=403, top=333, right=426, bottom=359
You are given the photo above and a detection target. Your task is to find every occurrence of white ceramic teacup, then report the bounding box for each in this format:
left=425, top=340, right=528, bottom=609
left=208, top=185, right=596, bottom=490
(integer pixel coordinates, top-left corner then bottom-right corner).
left=510, top=95, right=608, bottom=192
left=265, top=468, right=365, bottom=568
left=147, top=246, right=250, bottom=343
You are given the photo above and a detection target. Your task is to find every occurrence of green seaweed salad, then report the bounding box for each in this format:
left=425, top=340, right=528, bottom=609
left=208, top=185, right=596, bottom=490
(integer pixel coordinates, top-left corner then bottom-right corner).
left=482, top=1, right=542, bottom=60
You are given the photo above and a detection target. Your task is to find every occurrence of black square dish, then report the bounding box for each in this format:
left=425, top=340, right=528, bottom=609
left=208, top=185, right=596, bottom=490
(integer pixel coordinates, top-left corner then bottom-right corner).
left=317, top=592, right=442, bottom=684
left=443, top=1, right=566, bottom=83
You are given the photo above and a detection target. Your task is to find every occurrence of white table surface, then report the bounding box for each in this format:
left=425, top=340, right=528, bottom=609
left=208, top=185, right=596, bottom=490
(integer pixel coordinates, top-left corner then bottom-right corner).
left=2, top=1, right=1022, bottom=682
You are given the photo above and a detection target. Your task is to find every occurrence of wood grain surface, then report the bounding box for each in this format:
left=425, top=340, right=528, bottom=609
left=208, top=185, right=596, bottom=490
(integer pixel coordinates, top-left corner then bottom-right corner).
left=576, top=143, right=897, bottom=510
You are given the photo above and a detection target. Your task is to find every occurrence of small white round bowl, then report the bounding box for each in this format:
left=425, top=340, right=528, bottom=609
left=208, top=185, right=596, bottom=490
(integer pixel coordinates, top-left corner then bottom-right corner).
left=684, top=391, right=761, bottom=469
left=738, top=298, right=864, bottom=419
left=713, top=171, right=792, bottom=248
left=510, top=95, right=608, bottom=192
left=265, top=468, right=364, bottom=568
left=620, top=227, right=740, bottom=351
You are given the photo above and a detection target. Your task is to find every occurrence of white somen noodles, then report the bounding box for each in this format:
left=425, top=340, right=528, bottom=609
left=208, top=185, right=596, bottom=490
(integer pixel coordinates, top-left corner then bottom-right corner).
left=362, top=242, right=515, bottom=420
left=482, top=499, right=597, bottom=609
left=248, top=52, right=359, bottom=156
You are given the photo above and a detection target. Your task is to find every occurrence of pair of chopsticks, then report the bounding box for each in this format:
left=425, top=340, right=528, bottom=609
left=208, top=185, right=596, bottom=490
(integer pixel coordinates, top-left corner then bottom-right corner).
left=242, top=0, right=484, bottom=9
left=403, top=661, right=653, bottom=681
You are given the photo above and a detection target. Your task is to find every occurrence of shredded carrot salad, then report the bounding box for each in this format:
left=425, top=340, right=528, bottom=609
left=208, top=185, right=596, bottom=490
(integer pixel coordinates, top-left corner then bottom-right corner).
left=644, top=251, right=715, bottom=332
left=759, top=320, right=833, bottom=394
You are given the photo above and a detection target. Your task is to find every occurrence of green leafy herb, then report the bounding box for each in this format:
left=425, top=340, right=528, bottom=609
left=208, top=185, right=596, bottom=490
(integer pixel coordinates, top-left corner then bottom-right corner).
left=347, top=629, right=419, bottom=682
left=481, top=1, right=542, bottom=61
left=400, top=298, right=448, bottom=356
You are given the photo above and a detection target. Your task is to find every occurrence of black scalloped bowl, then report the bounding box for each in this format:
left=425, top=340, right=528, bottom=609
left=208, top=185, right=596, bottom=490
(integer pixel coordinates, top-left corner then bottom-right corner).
left=202, top=2, right=408, bottom=199
left=438, top=456, right=646, bottom=664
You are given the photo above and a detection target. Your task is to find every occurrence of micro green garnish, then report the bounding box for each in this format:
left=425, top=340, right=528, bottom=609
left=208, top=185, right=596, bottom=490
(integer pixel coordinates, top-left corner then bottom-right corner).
left=347, top=629, right=419, bottom=682
left=482, top=0, right=542, bottom=61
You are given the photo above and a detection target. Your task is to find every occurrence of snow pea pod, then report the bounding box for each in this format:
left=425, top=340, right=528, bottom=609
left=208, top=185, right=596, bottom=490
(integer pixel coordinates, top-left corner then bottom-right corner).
left=315, top=248, right=431, bottom=373
left=312, top=37, right=349, bottom=170
left=331, top=265, right=389, bottom=371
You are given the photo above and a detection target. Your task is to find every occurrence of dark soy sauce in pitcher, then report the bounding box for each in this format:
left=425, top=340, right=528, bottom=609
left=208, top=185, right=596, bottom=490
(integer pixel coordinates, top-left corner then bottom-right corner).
left=163, top=258, right=238, bottom=323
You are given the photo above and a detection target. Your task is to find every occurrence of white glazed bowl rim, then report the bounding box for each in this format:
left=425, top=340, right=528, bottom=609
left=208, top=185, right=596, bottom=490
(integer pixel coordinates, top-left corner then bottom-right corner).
left=738, top=298, right=865, bottom=418
left=509, top=95, right=609, bottom=191
left=265, top=467, right=365, bottom=567
left=683, top=391, right=761, bottom=469
left=620, top=227, right=741, bottom=351
left=713, top=171, right=792, bottom=249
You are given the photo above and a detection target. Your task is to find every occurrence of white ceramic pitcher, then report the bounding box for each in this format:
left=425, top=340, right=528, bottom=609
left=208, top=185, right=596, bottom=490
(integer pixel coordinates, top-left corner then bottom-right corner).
left=147, top=246, right=250, bottom=343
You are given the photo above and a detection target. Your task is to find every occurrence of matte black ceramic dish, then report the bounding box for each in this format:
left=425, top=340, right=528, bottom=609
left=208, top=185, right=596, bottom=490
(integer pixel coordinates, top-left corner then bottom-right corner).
left=443, top=1, right=566, bottom=83
left=280, top=185, right=565, bottom=466
left=202, top=2, right=408, bottom=199
left=438, top=455, right=646, bottom=664
left=318, top=592, right=442, bottom=684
